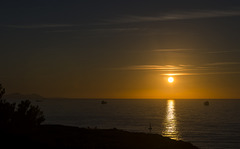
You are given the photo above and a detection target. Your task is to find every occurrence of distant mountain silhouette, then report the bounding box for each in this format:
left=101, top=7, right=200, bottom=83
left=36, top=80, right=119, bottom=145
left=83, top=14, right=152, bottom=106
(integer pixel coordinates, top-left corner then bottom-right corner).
left=3, top=93, right=44, bottom=99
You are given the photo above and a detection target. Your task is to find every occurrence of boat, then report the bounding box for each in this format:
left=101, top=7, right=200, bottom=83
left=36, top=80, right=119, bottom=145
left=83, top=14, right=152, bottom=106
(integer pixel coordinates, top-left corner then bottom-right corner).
left=204, top=101, right=209, bottom=106
left=101, top=100, right=107, bottom=104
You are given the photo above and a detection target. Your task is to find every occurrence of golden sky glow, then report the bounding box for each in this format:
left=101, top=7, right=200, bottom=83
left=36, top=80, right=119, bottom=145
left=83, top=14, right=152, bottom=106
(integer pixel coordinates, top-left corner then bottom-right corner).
left=1, top=1, right=240, bottom=99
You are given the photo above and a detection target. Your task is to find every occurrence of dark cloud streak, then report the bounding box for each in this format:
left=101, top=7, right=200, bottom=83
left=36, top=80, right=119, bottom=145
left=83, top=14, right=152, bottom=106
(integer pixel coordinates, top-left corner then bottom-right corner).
left=5, top=24, right=78, bottom=29
left=111, top=9, right=240, bottom=24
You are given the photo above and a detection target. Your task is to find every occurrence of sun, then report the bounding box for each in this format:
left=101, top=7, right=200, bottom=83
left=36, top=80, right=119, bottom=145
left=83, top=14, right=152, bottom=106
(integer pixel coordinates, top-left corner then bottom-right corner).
left=168, top=77, right=174, bottom=83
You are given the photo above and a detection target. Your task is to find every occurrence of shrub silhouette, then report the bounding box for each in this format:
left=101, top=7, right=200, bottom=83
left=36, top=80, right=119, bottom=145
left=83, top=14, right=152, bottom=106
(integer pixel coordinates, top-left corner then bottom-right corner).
left=14, top=100, right=45, bottom=128
left=0, top=84, right=5, bottom=99
left=0, top=84, right=45, bottom=130
left=0, top=100, right=16, bottom=128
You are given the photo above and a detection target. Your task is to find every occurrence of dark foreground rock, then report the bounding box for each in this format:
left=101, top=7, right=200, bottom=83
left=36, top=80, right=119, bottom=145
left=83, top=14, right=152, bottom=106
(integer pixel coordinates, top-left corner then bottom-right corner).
left=1, top=125, right=199, bottom=149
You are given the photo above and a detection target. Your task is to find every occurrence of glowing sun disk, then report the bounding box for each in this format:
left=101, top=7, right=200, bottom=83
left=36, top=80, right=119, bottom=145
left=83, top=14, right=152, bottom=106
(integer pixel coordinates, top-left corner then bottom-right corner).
left=168, top=77, right=174, bottom=83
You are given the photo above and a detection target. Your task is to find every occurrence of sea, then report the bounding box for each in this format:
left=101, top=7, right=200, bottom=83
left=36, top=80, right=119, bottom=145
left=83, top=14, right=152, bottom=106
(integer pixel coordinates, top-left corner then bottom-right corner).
left=7, top=99, right=240, bottom=149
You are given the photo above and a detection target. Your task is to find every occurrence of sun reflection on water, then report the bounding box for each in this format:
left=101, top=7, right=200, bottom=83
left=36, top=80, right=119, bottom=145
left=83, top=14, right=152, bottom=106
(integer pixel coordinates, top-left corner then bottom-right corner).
left=162, top=100, right=180, bottom=140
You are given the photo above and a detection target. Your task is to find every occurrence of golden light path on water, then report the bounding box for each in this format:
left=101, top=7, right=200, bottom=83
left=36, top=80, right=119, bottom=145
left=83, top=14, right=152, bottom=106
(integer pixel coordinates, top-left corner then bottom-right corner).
left=162, top=100, right=180, bottom=140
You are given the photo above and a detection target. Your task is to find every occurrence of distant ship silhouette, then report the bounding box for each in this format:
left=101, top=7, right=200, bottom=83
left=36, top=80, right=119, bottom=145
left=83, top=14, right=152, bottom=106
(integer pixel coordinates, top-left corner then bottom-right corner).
left=204, top=101, right=209, bottom=106
left=101, top=100, right=107, bottom=104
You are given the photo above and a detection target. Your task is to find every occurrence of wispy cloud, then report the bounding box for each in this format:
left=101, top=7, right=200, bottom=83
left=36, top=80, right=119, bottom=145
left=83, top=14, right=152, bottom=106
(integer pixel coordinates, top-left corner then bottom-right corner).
left=92, top=28, right=140, bottom=32
left=119, top=64, right=206, bottom=76
left=113, top=9, right=240, bottom=23
left=161, top=73, right=201, bottom=76
left=119, top=61, right=240, bottom=76
left=46, top=29, right=82, bottom=33
left=44, top=27, right=140, bottom=33
left=207, top=50, right=238, bottom=54
left=206, top=62, right=240, bottom=66
left=6, top=24, right=77, bottom=29
left=122, top=64, right=190, bottom=71
left=153, top=49, right=193, bottom=52
left=161, top=71, right=240, bottom=76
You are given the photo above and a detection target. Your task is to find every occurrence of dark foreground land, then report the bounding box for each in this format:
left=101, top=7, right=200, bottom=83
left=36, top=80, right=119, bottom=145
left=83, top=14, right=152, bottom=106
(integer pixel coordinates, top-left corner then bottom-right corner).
left=1, top=125, right=199, bottom=149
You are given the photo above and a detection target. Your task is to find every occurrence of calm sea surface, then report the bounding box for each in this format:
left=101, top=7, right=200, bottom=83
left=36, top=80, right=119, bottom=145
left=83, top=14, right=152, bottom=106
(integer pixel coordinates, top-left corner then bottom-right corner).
left=9, top=99, right=240, bottom=149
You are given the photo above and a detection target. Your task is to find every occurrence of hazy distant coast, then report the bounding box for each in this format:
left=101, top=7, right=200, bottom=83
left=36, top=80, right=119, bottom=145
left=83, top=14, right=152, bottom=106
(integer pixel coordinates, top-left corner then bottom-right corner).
left=1, top=124, right=199, bottom=149
left=3, top=93, right=44, bottom=100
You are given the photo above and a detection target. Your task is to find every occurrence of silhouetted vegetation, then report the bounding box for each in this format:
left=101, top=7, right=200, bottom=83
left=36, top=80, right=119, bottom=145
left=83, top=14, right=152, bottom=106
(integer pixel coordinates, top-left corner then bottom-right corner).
left=0, top=84, right=5, bottom=99
left=13, top=100, right=45, bottom=128
left=0, top=84, right=45, bottom=130
left=0, top=99, right=16, bottom=128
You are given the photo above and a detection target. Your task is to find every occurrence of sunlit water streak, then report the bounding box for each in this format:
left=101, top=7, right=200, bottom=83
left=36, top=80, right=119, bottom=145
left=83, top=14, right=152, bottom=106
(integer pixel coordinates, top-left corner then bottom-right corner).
left=162, top=100, right=180, bottom=140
